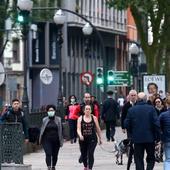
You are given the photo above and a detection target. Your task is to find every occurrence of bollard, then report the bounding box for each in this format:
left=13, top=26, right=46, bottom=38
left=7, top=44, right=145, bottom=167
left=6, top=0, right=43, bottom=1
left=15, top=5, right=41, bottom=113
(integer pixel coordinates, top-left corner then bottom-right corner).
left=0, top=123, right=23, bottom=164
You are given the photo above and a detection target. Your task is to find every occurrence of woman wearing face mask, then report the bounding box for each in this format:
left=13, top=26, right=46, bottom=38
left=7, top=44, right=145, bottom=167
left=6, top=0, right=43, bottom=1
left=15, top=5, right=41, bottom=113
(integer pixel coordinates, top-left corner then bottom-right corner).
left=39, top=105, right=63, bottom=170
left=66, top=95, right=80, bottom=143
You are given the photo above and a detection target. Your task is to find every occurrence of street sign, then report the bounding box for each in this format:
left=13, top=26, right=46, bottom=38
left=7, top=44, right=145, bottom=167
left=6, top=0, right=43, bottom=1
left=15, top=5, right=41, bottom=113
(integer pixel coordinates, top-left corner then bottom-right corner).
left=80, top=72, right=94, bottom=86
left=107, top=71, right=131, bottom=86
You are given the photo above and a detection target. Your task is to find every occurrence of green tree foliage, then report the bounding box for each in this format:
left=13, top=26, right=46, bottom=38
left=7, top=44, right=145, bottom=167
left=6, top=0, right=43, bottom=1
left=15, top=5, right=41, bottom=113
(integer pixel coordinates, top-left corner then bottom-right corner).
left=0, top=0, right=9, bottom=38
left=107, top=0, right=170, bottom=89
left=32, top=0, right=58, bottom=22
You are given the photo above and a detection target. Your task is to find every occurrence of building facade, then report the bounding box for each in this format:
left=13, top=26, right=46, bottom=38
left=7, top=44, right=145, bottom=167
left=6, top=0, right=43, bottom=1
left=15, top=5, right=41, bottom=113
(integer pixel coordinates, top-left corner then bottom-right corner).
left=3, top=0, right=128, bottom=110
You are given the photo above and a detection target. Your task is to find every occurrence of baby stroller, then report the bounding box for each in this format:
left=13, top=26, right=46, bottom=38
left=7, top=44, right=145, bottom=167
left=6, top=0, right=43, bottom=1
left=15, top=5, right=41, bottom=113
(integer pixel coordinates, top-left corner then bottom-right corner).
left=114, top=139, right=131, bottom=165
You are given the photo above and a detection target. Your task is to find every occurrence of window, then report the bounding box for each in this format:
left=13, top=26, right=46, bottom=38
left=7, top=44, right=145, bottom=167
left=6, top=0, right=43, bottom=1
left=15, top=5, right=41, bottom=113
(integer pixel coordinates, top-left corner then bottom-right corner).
left=12, top=38, right=20, bottom=63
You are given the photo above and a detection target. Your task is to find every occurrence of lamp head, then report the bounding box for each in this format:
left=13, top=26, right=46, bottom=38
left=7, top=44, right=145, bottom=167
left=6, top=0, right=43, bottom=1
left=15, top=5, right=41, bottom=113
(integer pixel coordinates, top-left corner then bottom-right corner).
left=53, top=9, right=66, bottom=25
left=17, top=0, right=33, bottom=11
left=129, top=43, right=139, bottom=55
left=82, top=23, right=93, bottom=35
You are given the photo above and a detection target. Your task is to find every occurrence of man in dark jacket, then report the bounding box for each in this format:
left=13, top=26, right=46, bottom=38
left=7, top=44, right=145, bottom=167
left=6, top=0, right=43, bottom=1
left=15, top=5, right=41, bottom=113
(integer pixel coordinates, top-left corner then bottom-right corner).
left=0, top=98, right=29, bottom=142
left=121, top=89, right=137, bottom=170
left=101, top=90, right=119, bottom=141
left=121, top=89, right=137, bottom=133
left=124, top=92, right=160, bottom=170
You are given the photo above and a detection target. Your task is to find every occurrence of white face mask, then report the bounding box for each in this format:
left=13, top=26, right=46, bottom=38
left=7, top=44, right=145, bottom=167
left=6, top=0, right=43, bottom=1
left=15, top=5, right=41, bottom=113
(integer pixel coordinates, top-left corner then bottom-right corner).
left=70, top=98, right=75, bottom=103
left=47, top=111, right=55, bottom=117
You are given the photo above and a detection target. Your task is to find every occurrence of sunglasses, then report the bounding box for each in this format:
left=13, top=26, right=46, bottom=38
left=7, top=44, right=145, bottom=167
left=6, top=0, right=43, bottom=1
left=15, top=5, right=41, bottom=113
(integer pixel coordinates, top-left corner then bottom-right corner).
left=155, top=101, right=161, bottom=103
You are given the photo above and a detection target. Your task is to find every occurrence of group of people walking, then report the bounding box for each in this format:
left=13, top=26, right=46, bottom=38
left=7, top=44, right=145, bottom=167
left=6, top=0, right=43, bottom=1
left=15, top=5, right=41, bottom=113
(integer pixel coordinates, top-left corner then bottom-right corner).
left=1, top=83, right=170, bottom=170
left=40, top=92, right=102, bottom=170
left=121, top=83, right=170, bottom=170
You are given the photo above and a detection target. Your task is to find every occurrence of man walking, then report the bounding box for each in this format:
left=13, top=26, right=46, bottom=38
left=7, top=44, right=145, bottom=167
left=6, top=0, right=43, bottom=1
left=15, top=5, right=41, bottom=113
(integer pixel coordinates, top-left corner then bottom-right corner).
left=80, top=92, right=99, bottom=119
left=121, top=89, right=137, bottom=170
left=101, top=90, right=119, bottom=141
left=121, top=89, right=137, bottom=133
left=0, top=98, right=29, bottom=142
left=124, top=92, right=160, bottom=170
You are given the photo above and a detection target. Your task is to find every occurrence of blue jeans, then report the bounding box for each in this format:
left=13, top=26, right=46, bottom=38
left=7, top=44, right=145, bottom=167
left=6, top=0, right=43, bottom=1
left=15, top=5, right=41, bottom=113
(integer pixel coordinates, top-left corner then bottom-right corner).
left=164, top=142, right=170, bottom=170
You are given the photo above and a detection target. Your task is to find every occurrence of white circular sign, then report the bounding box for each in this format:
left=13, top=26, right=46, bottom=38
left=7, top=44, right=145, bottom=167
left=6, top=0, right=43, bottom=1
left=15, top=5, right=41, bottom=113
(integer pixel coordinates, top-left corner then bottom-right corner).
left=40, top=68, right=53, bottom=85
left=0, top=62, right=5, bottom=86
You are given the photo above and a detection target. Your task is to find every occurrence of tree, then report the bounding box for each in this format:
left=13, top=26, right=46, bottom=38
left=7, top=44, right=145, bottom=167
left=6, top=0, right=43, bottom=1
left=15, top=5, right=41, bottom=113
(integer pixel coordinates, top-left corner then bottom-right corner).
left=32, top=0, right=59, bottom=22
left=107, top=0, right=170, bottom=90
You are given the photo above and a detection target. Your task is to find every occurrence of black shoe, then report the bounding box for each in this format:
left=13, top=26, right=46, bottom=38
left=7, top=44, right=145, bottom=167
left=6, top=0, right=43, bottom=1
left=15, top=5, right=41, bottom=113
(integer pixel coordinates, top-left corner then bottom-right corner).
left=74, top=138, right=77, bottom=143
left=111, top=136, right=115, bottom=141
left=107, top=139, right=110, bottom=142
left=79, top=155, right=83, bottom=163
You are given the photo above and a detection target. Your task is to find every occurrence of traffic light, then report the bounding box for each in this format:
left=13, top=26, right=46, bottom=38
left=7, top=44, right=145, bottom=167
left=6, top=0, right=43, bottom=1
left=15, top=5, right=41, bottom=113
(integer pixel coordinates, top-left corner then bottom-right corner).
left=96, top=67, right=104, bottom=85
left=17, top=11, right=30, bottom=24
left=107, top=70, right=114, bottom=85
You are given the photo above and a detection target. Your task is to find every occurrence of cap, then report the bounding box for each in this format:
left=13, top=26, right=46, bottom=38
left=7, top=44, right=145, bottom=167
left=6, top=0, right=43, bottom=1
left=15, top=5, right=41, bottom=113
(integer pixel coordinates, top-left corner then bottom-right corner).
left=107, top=90, right=113, bottom=95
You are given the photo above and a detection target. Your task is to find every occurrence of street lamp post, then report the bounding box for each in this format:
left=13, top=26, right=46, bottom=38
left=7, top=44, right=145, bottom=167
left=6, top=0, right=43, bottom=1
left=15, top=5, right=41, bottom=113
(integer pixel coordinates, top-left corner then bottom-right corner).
left=17, top=0, right=33, bottom=119
left=53, top=10, right=66, bottom=108
left=129, top=43, right=139, bottom=90
left=82, top=23, right=93, bottom=92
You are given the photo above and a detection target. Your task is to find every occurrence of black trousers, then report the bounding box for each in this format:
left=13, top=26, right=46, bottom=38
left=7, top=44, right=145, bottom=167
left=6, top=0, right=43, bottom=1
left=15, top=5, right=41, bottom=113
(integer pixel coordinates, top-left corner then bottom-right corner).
left=105, top=120, right=116, bottom=140
left=79, top=137, right=97, bottom=169
left=42, top=139, right=60, bottom=167
left=68, top=119, right=77, bottom=140
left=134, top=142, right=155, bottom=170
left=127, top=141, right=134, bottom=170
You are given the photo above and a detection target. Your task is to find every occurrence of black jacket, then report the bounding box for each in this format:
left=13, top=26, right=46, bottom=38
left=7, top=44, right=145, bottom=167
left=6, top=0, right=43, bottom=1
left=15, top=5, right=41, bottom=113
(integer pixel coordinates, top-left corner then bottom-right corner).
left=124, top=101, right=160, bottom=143
left=0, top=107, right=29, bottom=139
left=121, top=101, right=135, bottom=129
left=101, top=98, right=119, bottom=122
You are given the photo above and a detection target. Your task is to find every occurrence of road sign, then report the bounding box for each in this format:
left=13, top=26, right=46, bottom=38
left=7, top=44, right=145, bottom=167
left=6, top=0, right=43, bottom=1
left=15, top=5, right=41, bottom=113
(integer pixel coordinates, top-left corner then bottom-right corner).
left=80, top=72, right=94, bottom=86
left=107, top=71, right=131, bottom=86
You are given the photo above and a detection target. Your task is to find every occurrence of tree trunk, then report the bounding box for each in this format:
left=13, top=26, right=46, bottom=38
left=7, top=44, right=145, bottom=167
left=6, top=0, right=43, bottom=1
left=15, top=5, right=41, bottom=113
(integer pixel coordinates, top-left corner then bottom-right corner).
left=165, top=51, right=170, bottom=92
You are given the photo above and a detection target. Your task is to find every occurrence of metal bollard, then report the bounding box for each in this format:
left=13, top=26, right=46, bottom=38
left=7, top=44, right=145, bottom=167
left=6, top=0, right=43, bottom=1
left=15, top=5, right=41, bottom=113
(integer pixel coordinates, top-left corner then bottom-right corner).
left=0, top=123, right=23, bottom=164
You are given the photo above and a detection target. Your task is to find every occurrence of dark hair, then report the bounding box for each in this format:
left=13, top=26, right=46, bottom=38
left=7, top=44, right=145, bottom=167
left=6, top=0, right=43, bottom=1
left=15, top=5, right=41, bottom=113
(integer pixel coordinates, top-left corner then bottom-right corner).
left=12, top=98, right=20, bottom=103
left=147, top=82, right=158, bottom=91
left=107, top=90, right=113, bottom=95
left=46, top=104, right=56, bottom=111
left=153, top=97, right=164, bottom=106
left=68, top=95, right=77, bottom=102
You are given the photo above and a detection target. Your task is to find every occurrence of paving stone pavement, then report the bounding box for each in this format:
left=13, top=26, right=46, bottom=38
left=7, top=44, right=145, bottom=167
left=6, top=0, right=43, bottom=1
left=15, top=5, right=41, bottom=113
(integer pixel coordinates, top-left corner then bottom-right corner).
left=24, top=127, right=163, bottom=170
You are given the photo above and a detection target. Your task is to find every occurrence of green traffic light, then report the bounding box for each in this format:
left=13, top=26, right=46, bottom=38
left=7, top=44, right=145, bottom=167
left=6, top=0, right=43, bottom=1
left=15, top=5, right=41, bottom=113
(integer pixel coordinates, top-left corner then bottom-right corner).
left=107, top=76, right=114, bottom=81
left=17, top=15, right=24, bottom=23
left=107, top=70, right=114, bottom=85
left=96, top=67, right=104, bottom=85
left=97, top=78, right=103, bottom=84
